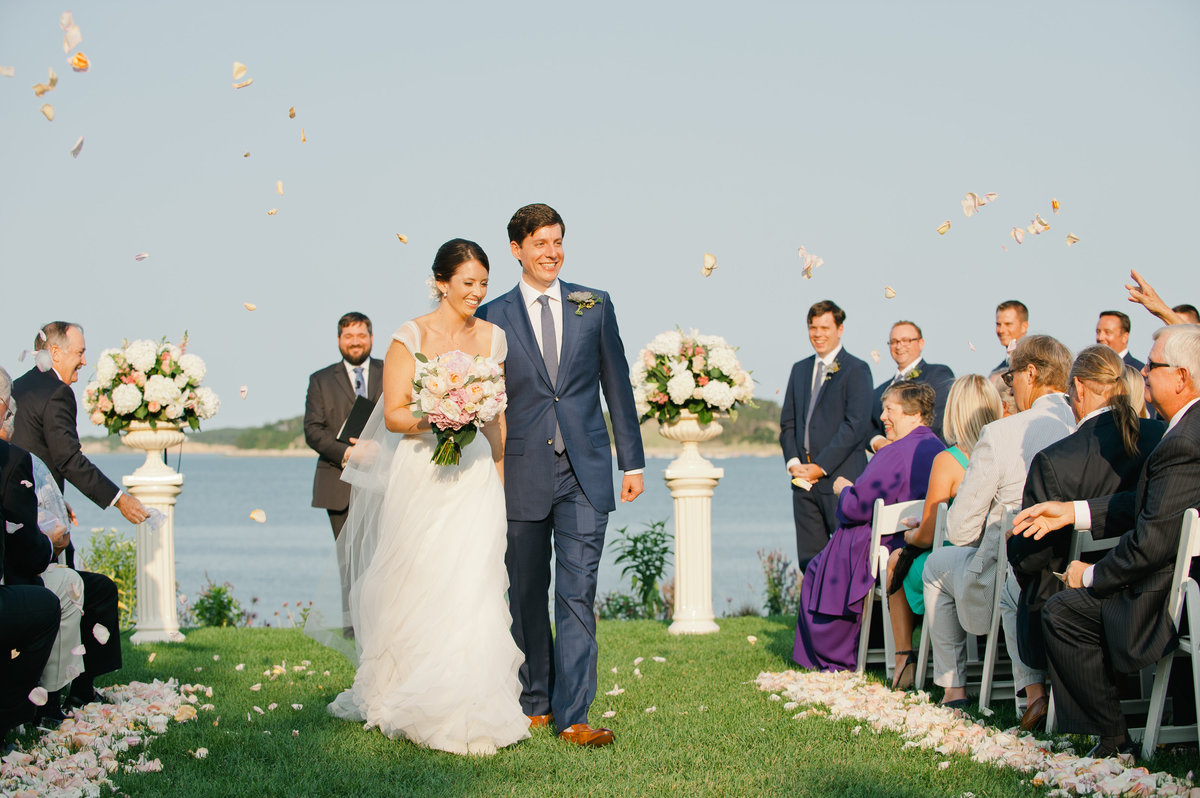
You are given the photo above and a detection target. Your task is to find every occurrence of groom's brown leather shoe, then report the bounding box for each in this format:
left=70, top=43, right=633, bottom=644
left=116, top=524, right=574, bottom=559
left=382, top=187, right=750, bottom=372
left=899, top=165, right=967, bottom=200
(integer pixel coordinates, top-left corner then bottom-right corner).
left=557, top=724, right=614, bottom=747
left=526, top=714, right=553, bottom=729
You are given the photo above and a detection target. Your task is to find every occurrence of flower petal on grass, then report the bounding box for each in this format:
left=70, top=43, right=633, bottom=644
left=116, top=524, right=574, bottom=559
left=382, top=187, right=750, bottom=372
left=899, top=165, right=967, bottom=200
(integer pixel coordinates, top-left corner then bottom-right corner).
left=253, top=705, right=265, bottom=714
left=747, top=635, right=758, bottom=644
left=235, top=663, right=245, bottom=671
left=604, top=684, right=624, bottom=696
left=645, top=706, right=656, bottom=713
left=633, top=657, right=643, bottom=666
left=652, top=656, right=666, bottom=663
left=194, top=748, right=208, bottom=759
left=249, top=683, right=262, bottom=691
left=602, top=710, right=616, bottom=718
left=291, top=703, right=303, bottom=710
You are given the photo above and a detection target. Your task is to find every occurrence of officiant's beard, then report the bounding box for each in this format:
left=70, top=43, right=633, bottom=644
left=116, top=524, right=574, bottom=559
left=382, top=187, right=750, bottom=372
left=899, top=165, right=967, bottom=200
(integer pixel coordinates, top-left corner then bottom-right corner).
left=342, top=350, right=370, bottom=366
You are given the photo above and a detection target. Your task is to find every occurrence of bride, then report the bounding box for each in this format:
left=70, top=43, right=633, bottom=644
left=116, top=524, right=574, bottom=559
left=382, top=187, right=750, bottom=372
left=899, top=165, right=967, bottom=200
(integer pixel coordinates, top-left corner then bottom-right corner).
left=321, top=239, right=530, bottom=755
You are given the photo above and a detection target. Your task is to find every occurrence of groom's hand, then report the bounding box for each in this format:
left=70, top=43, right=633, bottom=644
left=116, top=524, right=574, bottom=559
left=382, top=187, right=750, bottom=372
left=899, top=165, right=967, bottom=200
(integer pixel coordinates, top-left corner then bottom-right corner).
left=620, top=473, right=644, bottom=503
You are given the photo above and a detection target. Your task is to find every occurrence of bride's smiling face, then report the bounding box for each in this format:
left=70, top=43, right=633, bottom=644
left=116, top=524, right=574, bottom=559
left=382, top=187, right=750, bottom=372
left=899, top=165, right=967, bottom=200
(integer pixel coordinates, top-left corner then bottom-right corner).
left=437, top=259, right=490, bottom=315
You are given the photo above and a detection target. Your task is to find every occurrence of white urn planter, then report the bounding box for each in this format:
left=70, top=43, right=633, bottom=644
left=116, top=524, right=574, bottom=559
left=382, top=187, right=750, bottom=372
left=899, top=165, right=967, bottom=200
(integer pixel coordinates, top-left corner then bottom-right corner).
left=120, top=421, right=186, bottom=643
left=659, top=411, right=724, bottom=635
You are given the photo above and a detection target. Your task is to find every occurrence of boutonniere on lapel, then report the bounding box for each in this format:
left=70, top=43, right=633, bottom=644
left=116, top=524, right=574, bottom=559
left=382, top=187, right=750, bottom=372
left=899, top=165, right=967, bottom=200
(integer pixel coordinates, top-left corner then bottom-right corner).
left=565, top=291, right=602, bottom=316
left=823, top=359, right=840, bottom=383
left=904, top=367, right=921, bottom=380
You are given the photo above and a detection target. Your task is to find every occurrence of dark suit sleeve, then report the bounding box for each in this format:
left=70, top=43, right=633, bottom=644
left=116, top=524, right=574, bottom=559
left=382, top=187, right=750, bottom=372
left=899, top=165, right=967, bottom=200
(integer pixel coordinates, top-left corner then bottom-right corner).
left=597, top=294, right=645, bottom=472
left=1086, top=491, right=1137, bottom=540
left=43, top=383, right=119, bottom=508
left=1008, top=449, right=1068, bottom=576
left=1091, top=432, right=1200, bottom=597
left=304, top=371, right=350, bottom=466
left=2, top=448, right=53, bottom=582
left=928, top=364, right=955, bottom=438
left=779, top=366, right=799, bottom=463
left=869, top=381, right=887, bottom=440
left=813, top=359, right=874, bottom=476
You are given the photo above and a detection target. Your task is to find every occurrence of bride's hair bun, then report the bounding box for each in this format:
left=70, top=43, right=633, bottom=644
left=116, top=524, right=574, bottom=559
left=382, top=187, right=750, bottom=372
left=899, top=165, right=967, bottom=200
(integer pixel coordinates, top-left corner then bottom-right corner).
left=432, top=239, right=490, bottom=286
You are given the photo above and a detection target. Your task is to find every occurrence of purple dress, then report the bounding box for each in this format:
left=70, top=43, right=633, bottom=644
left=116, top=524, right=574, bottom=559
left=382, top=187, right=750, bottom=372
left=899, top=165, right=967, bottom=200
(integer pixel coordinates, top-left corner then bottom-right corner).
left=792, top=425, right=945, bottom=671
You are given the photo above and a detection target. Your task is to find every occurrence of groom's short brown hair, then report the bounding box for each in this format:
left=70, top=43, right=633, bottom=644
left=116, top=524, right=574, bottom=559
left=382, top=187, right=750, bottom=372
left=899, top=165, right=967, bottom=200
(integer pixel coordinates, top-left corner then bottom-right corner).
left=508, top=204, right=565, bottom=244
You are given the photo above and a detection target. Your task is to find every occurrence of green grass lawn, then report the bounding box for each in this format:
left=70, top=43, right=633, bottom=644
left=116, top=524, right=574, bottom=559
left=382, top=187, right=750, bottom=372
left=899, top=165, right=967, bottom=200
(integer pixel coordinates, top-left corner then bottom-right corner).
left=89, top=616, right=1199, bottom=798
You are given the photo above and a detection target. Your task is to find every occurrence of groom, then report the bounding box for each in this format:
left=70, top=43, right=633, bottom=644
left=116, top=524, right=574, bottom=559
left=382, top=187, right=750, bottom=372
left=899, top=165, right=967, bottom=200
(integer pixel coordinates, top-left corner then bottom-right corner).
left=478, top=203, right=645, bottom=748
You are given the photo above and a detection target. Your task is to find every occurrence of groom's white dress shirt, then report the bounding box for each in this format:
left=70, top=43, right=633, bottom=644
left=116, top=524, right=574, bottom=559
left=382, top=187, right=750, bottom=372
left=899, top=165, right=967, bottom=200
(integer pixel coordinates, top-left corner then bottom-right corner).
left=785, top=344, right=843, bottom=472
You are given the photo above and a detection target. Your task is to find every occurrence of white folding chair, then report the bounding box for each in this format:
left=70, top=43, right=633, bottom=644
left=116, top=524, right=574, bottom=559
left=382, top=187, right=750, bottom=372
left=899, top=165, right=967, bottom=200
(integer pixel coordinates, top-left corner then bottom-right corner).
left=857, top=497, right=925, bottom=680
left=914, top=502, right=949, bottom=690
left=977, top=507, right=1016, bottom=712
left=1138, top=508, right=1200, bottom=758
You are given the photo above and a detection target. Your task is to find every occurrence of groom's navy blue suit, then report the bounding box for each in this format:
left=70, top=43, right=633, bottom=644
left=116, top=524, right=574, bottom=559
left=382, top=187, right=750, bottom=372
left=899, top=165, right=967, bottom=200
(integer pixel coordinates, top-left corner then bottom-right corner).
left=478, top=280, right=645, bottom=727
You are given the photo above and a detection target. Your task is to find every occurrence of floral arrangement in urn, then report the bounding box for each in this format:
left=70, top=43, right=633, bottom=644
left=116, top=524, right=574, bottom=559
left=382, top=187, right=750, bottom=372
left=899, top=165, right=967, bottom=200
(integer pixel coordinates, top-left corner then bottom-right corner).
left=83, top=333, right=220, bottom=434
left=632, top=329, right=754, bottom=425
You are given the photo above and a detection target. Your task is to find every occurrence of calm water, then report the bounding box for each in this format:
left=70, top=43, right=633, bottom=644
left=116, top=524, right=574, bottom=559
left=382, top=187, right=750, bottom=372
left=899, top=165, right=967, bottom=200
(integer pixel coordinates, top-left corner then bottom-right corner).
left=67, top=453, right=796, bottom=623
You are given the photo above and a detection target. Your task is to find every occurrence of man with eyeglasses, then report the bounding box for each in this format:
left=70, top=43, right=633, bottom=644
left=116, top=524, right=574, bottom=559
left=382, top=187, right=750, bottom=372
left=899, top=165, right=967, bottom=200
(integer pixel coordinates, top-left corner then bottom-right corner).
left=1015, top=324, right=1200, bottom=758
left=867, top=321, right=954, bottom=452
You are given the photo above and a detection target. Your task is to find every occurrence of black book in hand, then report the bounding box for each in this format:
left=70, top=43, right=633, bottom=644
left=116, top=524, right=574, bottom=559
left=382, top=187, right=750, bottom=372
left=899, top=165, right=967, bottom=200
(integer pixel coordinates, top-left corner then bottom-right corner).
left=337, top=396, right=377, bottom=444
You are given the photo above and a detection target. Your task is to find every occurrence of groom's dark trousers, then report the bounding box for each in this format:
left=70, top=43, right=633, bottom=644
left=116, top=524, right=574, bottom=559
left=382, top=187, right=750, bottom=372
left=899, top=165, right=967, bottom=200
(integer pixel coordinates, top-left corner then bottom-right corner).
left=507, top=453, right=606, bottom=726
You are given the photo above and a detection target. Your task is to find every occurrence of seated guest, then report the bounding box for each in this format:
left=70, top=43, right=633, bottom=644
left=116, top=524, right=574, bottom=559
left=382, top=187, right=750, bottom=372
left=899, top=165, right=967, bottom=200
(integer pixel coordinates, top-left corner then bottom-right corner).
left=1008, top=346, right=1164, bottom=675
left=793, top=382, right=945, bottom=671
left=885, top=375, right=1003, bottom=689
left=922, top=335, right=1075, bottom=725
left=1124, top=365, right=1149, bottom=418
left=1016, top=323, right=1200, bottom=758
left=867, top=320, right=955, bottom=451
left=0, top=437, right=61, bottom=745
left=1096, top=310, right=1144, bottom=371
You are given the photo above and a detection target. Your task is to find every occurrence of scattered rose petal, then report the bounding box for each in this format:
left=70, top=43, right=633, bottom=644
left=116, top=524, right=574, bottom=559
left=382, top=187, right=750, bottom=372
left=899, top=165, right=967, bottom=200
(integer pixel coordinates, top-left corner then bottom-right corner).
left=268, top=703, right=278, bottom=711
left=605, top=684, right=625, bottom=696
left=870, top=350, right=881, bottom=364
left=233, top=79, right=254, bottom=89
left=851, top=725, right=862, bottom=734
left=239, top=385, right=248, bottom=399
left=288, top=106, right=296, bottom=119
left=134, top=252, right=149, bottom=261
left=249, top=683, right=262, bottom=691
left=938, top=761, right=951, bottom=770
left=0, top=66, right=14, bottom=77
left=634, top=668, right=642, bottom=678
left=194, top=667, right=202, bottom=672
left=194, top=748, right=208, bottom=759
left=961, top=193, right=980, bottom=217
left=1031, top=213, right=1051, bottom=234
left=645, top=706, right=656, bottom=713
left=174, top=704, right=197, bottom=722
left=936, top=220, right=951, bottom=235
left=61, top=12, right=82, bottom=53
left=243, top=302, right=258, bottom=311
left=148, top=652, right=157, bottom=662
left=968, top=341, right=976, bottom=351
left=236, top=663, right=246, bottom=670
left=69, top=52, right=89, bottom=72
left=249, top=509, right=266, bottom=523
left=292, top=729, right=300, bottom=736
left=243, top=151, right=251, bottom=158
left=747, top=635, right=758, bottom=644
left=232, top=61, right=247, bottom=81
left=769, top=694, right=782, bottom=701
left=611, top=666, right=618, bottom=674
left=41, top=104, right=54, bottom=121
left=70, top=644, right=86, bottom=656
left=702, top=252, right=717, bottom=277
left=633, top=657, right=644, bottom=666
left=291, top=703, right=303, bottom=710
left=1066, top=233, right=1080, bottom=246
left=396, top=233, right=408, bottom=244
left=300, top=127, right=306, bottom=142
left=884, top=286, right=897, bottom=299
left=266, top=208, right=277, bottom=215
left=29, top=686, right=48, bottom=706
left=276, top=180, right=284, bottom=195
left=797, top=245, right=823, bottom=279
left=1010, top=226, right=1025, bottom=244
left=69, top=136, right=84, bottom=158
left=92, top=623, right=110, bottom=645
left=602, top=710, right=616, bottom=718
left=10, top=649, right=19, bottom=659
left=1051, top=198, right=1061, bottom=213
left=20, top=480, right=32, bottom=488
left=652, top=656, right=666, bottom=663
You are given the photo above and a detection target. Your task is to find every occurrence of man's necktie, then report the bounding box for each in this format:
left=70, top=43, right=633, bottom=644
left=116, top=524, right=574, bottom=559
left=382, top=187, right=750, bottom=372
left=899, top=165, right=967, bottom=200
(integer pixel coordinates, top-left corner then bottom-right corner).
left=353, top=367, right=367, bottom=398
left=537, top=296, right=564, bottom=453
left=803, top=360, right=825, bottom=455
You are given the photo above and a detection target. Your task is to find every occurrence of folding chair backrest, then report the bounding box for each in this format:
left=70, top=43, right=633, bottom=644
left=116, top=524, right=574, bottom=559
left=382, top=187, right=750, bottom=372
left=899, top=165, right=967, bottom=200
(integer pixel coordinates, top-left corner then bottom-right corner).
left=870, top=498, right=927, bottom=579
left=1166, top=508, right=1200, bottom=629
left=1068, top=528, right=1120, bottom=561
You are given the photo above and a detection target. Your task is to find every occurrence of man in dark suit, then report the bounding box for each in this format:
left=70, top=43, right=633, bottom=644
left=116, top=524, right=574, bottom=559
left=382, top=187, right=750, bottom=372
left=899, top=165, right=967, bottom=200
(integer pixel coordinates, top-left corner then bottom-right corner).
left=1096, top=310, right=1145, bottom=371
left=304, top=312, right=383, bottom=539
left=0, top=439, right=60, bottom=746
left=477, top=203, right=645, bottom=748
left=867, top=320, right=954, bottom=449
left=779, top=300, right=874, bottom=571
left=11, top=322, right=138, bottom=709
left=1014, top=323, right=1200, bottom=758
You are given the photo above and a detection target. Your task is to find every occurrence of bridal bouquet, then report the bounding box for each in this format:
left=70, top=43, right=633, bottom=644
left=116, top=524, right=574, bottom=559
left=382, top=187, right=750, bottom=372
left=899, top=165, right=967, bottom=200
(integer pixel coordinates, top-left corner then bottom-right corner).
left=83, top=333, right=220, bottom=434
left=411, top=351, right=507, bottom=466
left=632, top=329, right=754, bottom=425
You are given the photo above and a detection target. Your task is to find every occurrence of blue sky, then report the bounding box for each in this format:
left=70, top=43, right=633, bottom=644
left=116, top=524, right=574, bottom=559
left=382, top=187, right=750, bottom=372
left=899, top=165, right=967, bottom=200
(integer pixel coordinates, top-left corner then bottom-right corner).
left=2, top=1, right=1198, bottom=430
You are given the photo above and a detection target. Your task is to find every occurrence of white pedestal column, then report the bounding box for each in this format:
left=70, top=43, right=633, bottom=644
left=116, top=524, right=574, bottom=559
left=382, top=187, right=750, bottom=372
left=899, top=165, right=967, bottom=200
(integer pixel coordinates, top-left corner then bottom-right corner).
left=659, top=414, right=724, bottom=635
left=122, top=423, right=186, bottom=644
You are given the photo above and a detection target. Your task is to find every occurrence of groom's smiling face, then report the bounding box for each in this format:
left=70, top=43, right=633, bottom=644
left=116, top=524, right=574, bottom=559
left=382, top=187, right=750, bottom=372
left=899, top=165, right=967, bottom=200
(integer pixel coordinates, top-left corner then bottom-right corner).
left=512, top=224, right=564, bottom=292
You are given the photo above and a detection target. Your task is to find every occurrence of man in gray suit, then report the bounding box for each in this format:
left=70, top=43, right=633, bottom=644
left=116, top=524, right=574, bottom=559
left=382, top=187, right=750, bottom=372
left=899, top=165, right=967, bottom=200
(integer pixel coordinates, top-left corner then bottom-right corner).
left=304, top=312, right=383, bottom=626
left=923, top=335, right=1075, bottom=727
left=1016, top=323, right=1200, bottom=758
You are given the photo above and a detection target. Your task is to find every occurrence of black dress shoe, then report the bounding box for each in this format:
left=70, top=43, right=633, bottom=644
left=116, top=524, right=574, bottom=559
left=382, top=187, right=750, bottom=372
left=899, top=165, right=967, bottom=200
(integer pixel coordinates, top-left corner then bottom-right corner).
left=36, top=701, right=67, bottom=728
left=64, top=689, right=110, bottom=710
left=1086, top=739, right=1137, bottom=759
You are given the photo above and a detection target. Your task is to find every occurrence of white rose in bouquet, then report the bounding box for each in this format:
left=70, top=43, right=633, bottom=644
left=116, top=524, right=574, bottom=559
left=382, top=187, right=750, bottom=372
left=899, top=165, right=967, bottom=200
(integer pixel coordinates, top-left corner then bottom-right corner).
left=419, top=391, right=439, bottom=413
left=179, top=353, right=207, bottom=383
left=144, top=374, right=182, bottom=406
left=111, top=383, right=143, bottom=416
left=165, top=402, right=185, bottom=419
left=194, top=386, right=221, bottom=420
left=701, top=379, right=736, bottom=411
left=666, top=370, right=696, bottom=405
left=95, top=349, right=121, bottom=384
left=174, top=374, right=189, bottom=389
left=124, top=339, right=158, bottom=373
left=438, top=397, right=462, bottom=424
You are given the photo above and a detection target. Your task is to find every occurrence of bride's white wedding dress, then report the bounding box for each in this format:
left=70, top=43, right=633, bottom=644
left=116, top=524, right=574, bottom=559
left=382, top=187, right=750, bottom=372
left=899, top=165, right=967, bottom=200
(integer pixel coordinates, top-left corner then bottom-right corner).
left=325, top=320, right=529, bottom=755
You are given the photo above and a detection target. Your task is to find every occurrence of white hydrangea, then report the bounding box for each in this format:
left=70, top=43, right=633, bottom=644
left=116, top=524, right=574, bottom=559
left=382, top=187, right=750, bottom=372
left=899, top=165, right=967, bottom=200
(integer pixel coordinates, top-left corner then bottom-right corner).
left=707, top=345, right=740, bottom=376
left=696, top=333, right=729, bottom=349
left=194, top=386, right=220, bottom=420
left=633, top=384, right=651, bottom=419
left=160, top=342, right=182, bottom=361
left=95, top=349, right=121, bottom=384
left=143, top=374, right=182, bottom=406
left=111, top=383, right=143, bottom=416
left=701, top=379, right=736, bottom=411
left=124, top=339, right=158, bottom=373
left=178, top=353, right=206, bottom=383
left=733, top=372, right=755, bottom=402
left=174, top=374, right=189, bottom=389
left=647, top=330, right=683, bottom=357
left=666, top=370, right=696, bottom=405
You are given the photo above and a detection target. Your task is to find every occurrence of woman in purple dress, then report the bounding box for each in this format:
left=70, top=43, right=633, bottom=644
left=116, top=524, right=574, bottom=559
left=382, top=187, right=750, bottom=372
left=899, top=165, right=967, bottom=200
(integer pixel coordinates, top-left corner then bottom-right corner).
left=793, top=381, right=945, bottom=671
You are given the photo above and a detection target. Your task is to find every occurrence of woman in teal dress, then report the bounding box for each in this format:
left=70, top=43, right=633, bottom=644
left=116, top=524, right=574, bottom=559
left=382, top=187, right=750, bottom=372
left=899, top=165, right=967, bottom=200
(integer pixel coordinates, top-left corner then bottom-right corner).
left=885, top=375, right=1003, bottom=689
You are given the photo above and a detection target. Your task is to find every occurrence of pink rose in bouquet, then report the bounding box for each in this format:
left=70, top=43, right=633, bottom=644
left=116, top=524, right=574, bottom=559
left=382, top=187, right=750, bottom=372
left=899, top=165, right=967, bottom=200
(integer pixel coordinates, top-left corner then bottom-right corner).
left=412, top=351, right=507, bottom=466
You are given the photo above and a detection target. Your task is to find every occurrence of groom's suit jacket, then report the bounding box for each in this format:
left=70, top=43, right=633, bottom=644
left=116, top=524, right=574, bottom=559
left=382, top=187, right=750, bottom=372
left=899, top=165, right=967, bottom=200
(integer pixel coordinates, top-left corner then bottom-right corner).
left=779, top=349, right=874, bottom=494
left=478, top=282, right=645, bottom=520
left=304, top=358, right=383, bottom=512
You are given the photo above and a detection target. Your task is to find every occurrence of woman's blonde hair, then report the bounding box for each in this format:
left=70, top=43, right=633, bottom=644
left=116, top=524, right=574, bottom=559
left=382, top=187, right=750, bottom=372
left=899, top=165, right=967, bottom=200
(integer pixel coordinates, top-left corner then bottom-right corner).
left=1070, top=345, right=1141, bottom=457
left=942, top=375, right=1003, bottom=455
left=1122, top=364, right=1148, bottom=419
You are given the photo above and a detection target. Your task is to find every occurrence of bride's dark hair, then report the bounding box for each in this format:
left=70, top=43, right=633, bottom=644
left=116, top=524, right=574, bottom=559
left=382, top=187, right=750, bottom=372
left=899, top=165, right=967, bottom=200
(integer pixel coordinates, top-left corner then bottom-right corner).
left=432, top=239, right=490, bottom=284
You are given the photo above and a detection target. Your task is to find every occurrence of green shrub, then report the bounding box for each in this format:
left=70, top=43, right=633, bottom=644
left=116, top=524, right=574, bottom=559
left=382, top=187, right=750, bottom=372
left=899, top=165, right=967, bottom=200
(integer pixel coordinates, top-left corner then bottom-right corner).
left=191, top=578, right=248, bottom=627
left=759, top=547, right=800, bottom=616
left=78, top=527, right=137, bottom=629
left=608, top=519, right=672, bottom=620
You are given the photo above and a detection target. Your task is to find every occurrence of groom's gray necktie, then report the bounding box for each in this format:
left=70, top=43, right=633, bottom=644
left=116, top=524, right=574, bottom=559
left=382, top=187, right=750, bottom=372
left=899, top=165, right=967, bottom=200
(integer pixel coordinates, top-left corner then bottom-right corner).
left=803, top=360, right=825, bottom=455
left=537, top=295, right=564, bottom=453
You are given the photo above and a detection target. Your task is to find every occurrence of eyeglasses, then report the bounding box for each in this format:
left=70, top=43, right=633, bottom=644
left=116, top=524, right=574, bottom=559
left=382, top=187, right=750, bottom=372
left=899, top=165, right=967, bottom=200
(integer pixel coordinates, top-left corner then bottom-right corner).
left=1145, top=360, right=1175, bottom=372
left=887, top=337, right=921, bottom=346
left=1001, top=369, right=1015, bottom=387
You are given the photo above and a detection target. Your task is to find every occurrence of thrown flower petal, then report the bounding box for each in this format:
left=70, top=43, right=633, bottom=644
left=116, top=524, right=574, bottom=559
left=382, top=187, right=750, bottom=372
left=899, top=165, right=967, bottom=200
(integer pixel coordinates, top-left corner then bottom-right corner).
left=0, top=66, right=14, bottom=77
left=10, top=648, right=18, bottom=658
left=936, top=220, right=951, bottom=235
left=276, top=180, right=284, bottom=195
left=884, top=286, right=897, bottom=299
left=1051, top=198, right=1061, bottom=213
left=266, top=208, right=277, bottom=215
left=92, top=623, right=110, bottom=645
left=41, top=103, right=55, bottom=121
left=1010, top=226, right=1025, bottom=244
left=300, top=127, right=306, bottom=142
left=396, top=233, right=408, bottom=244
left=870, top=350, right=881, bottom=364
left=69, top=52, right=89, bottom=72
left=29, top=686, right=48, bottom=705
left=1066, top=233, right=1080, bottom=246
left=232, top=62, right=247, bottom=80
left=249, top=509, right=267, bottom=523
left=702, top=252, right=717, bottom=277
left=233, top=79, right=254, bottom=89
left=61, top=12, right=82, bottom=53
left=243, top=302, right=258, bottom=311
left=239, top=385, right=248, bottom=399
left=69, top=136, right=84, bottom=158
left=288, top=106, right=296, bottom=119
